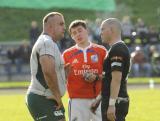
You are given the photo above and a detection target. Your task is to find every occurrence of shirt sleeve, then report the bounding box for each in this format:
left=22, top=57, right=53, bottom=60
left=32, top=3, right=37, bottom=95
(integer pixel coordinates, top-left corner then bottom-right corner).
left=110, top=46, right=125, bottom=72
left=62, top=51, right=68, bottom=64
left=39, top=39, right=57, bottom=58
left=103, top=48, right=108, bottom=60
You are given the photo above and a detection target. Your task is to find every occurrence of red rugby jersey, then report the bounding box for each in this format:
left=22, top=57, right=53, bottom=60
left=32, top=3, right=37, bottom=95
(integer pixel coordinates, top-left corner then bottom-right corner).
left=63, top=43, right=107, bottom=98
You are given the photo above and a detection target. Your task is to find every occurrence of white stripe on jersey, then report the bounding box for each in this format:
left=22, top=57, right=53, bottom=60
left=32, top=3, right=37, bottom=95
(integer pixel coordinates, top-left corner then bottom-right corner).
left=111, top=62, right=122, bottom=67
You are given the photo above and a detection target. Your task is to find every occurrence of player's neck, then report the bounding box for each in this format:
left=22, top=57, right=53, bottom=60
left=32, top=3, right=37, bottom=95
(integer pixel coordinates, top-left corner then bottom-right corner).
left=42, top=30, right=56, bottom=42
left=77, top=41, right=90, bottom=49
left=110, top=36, right=121, bottom=46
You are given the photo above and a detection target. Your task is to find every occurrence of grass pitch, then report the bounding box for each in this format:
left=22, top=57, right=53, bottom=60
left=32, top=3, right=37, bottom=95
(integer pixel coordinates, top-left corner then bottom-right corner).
left=126, top=89, right=160, bottom=121
left=0, top=78, right=160, bottom=88
left=0, top=89, right=160, bottom=121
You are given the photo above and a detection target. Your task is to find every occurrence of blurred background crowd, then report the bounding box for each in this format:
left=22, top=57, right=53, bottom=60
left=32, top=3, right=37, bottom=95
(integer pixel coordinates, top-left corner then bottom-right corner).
left=0, top=16, right=160, bottom=80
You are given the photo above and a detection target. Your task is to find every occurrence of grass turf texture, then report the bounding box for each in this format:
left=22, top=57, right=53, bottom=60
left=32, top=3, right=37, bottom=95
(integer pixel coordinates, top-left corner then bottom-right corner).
left=0, top=78, right=160, bottom=88
left=0, top=89, right=160, bottom=121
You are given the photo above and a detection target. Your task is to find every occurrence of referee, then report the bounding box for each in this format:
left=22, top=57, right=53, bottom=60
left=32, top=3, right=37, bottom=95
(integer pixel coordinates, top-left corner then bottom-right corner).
left=100, top=18, right=131, bottom=121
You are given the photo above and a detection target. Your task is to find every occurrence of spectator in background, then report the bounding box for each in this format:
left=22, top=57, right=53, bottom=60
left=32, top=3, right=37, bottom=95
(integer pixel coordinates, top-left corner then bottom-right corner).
left=0, top=46, right=2, bottom=53
left=121, top=16, right=134, bottom=46
left=159, top=27, right=160, bottom=40
left=85, top=19, right=95, bottom=42
left=5, top=48, right=16, bottom=79
left=7, top=48, right=16, bottom=64
left=92, top=18, right=102, bottom=44
left=18, top=40, right=31, bottom=62
left=88, top=27, right=95, bottom=43
left=29, top=20, right=40, bottom=47
left=15, top=40, right=31, bottom=73
left=148, top=25, right=159, bottom=45
left=135, top=18, right=148, bottom=45
left=57, top=32, right=75, bottom=53
left=131, top=46, right=152, bottom=77
left=149, top=45, right=160, bottom=76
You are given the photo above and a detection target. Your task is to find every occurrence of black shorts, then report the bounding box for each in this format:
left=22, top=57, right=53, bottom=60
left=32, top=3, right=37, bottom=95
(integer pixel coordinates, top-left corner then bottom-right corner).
left=101, top=98, right=129, bottom=121
left=26, top=92, right=65, bottom=121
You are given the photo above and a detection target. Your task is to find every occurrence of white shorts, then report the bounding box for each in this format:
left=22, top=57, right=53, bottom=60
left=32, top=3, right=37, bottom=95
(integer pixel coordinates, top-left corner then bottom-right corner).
left=68, top=98, right=102, bottom=121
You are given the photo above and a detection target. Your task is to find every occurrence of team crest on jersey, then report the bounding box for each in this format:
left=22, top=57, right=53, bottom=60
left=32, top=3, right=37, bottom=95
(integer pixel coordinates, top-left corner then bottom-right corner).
left=91, top=54, right=98, bottom=62
left=72, top=58, right=79, bottom=64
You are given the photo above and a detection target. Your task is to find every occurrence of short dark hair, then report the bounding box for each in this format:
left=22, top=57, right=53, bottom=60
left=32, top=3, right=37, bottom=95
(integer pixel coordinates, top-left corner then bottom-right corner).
left=68, top=20, right=87, bottom=34
left=43, top=12, right=63, bottom=23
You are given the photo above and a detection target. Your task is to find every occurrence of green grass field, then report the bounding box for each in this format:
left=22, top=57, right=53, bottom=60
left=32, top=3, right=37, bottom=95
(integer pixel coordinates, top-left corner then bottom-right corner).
left=0, top=78, right=160, bottom=88
left=0, top=89, right=160, bottom=121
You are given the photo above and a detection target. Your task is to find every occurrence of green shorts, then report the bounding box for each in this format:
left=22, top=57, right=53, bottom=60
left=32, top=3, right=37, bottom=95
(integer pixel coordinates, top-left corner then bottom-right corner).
left=26, top=92, right=65, bottom=121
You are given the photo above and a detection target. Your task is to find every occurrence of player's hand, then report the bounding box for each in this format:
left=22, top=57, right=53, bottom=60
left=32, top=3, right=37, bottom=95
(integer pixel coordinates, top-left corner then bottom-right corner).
left=83, top=72, right=97, bottom=83
left=107, top=105, right=116, bottom=121
left=90, top=99, right=101, bottom=114
left=46, top=95, right=63, bottom=110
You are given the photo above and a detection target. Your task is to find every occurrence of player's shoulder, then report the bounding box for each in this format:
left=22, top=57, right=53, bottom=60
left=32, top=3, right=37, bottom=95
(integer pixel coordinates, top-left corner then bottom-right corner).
left=91, top=43, right=107, bottom=51
left=112, top=41, right=128, bottom=51
left=63, top=45, right=77, bottom=54
left=110, top=41, right=129, bottom=56
left=38, top=34, right=55, bottom=46
left=35, top=35, right=56, bottom=51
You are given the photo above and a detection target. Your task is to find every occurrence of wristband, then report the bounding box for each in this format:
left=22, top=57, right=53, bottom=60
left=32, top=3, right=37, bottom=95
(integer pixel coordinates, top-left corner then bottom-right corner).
left=96, top=95, right=102, bottom=101
left=109, top=98, right=116, bottom=106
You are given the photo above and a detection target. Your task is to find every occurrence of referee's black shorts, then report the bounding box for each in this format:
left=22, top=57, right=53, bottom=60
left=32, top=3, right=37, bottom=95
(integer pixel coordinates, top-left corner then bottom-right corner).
left=101, top=97, right=129, bottom=121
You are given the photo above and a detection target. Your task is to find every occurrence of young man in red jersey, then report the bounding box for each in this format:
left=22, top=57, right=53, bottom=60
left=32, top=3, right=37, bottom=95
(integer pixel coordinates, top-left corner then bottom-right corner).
left=63, top=20, right=107, bottom=121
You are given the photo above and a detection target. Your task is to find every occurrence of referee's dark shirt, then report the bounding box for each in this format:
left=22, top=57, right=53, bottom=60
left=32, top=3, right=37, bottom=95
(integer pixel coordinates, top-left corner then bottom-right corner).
left=102, top=41, right=131, bottom=98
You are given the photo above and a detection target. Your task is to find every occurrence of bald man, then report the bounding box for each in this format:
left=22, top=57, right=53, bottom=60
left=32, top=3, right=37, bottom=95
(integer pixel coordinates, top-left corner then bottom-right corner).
left=26, top=12, right=66, bottom=121
left=100, top=18, right=131, bottom=121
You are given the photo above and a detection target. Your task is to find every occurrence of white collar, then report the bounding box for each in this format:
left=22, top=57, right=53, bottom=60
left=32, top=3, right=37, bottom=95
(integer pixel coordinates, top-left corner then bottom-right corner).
left=111, top=40, right=123, bottom=46
left=75, top=42, right=92, bottom=51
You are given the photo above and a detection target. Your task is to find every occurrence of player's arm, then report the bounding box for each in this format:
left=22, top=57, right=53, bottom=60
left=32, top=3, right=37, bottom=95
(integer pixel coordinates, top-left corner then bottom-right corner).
left=62, top=52, right=72, bottom=78
left=107, top=47, right=124, bottom=121
left=90, top=93, right=102, bottom=114
left=40, top=55, right=62, bottom=109
left=109, top=47, right=124, bottom=103
left=64, top=63, right=71, bottom=78
left=107, top=71, right=122, bottom=120
left=110, top=71, right=122, bottom=101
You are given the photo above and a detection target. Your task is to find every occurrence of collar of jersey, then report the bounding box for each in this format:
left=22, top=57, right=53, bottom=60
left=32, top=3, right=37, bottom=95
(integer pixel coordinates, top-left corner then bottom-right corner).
left=111, top=40, right=123, bottom=46
left=75, top=42, right=92, bottom=51
left=42, top=34, right=52, bottom=40
left=41, top=34, right=57, bottom=44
